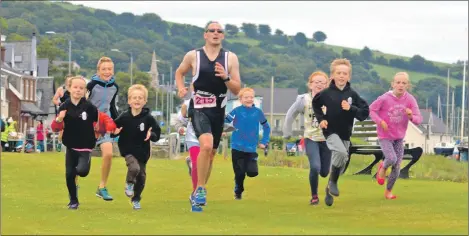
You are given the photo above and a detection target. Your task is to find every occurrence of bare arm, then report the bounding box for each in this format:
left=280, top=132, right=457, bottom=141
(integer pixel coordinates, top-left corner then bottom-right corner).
left=226, top=52, right=241, bottom=95
left=175, top=50, right=195, bottom=96
left=52, top=87, right=64, bottom=106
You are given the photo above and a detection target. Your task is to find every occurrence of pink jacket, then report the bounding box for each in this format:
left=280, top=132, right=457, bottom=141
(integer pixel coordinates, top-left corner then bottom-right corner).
left=36, top=124, right=47, bottom=141
left=370, top=91, right=423, bottom=140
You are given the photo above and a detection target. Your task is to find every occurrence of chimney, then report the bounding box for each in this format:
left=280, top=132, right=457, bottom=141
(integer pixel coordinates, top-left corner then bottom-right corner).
left=31, top=32, right=37, bottom=77
left=1, top=46, right=5, bottom=63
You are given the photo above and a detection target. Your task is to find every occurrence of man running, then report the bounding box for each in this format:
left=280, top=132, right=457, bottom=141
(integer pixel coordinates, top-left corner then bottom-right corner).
left=175, top=21, right=241, bottom=210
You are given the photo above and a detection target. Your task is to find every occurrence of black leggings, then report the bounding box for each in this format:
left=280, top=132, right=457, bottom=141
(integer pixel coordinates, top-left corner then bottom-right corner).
left=232, top=149, right=259, bottom=195
left=65, top=148, right=91, bottom=202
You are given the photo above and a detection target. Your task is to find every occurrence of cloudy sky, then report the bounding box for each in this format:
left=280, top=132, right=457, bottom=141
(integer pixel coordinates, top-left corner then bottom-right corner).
left=71, top=1, right=468, bottom=64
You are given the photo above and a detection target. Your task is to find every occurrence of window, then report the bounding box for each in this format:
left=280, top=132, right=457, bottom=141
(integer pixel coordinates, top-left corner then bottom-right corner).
left=275, top=119, right=280, bottom=129
left=1, top=87, right=5, bottom=101
left=27, top=80, right=31, bottom=100
left=30, top=80, right=34, bottom=101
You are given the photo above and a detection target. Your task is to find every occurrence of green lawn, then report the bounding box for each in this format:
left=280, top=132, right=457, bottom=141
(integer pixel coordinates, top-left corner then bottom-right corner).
left=1, top=152, right=467, bottom=235
left=226, top=37, right=261, bottom=46
left=371, top=63, right=462, bottom=86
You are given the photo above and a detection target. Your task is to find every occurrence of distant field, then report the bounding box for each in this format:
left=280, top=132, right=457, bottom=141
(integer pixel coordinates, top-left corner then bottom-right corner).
left=226, top=37, right=260, bottom=46
left=371, top=63, right=462, bottom=86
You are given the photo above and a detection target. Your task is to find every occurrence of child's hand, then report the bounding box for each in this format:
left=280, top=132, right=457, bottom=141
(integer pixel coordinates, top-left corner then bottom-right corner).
left=114, top=127, right=123, bottom=135
left=178, top=127, right=185, bottom=135
left=341, top=100, right=351, bottom=111
left=258, top=143, right=266, bottom=149
left=144, top=127, right=153, bottom=141
left=57, top=110, right=67, bottom=122
left=319, top=120, right=328, bottom=129
left=405, top=108, right=413, bottom=118
left=380, top=120, right=388, bottom=131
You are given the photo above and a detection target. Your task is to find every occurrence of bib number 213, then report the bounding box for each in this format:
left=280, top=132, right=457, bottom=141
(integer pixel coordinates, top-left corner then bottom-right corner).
left=194, top=94, right=216, bottom=109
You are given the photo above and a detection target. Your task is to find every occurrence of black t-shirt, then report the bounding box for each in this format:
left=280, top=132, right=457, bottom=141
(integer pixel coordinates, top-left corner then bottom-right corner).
left=59, top=97, right=98, bottom=149
left=312, top=80, right=370, bottom=141
left=112, top=107, right=161, bottom=162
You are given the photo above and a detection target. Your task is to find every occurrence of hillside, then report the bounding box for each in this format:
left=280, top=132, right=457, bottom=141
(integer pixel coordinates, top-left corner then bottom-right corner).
left=0, top=1, right=467, bottom=112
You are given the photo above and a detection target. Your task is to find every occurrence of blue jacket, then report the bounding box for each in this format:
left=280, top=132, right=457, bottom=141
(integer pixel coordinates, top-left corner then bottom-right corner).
left=225, top=105, right=270, bottom=153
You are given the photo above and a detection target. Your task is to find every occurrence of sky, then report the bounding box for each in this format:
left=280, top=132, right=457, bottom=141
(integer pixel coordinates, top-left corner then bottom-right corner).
left=71, top=1, right=468, bottom=64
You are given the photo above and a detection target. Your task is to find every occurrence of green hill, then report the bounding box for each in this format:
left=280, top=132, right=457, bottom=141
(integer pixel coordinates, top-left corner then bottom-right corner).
left=0, top=1, right=467, bottom=112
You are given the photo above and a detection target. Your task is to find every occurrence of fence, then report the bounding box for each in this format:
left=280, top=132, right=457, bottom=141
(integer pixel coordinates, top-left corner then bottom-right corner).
left=4, top=123, right=181, bottom=159
left=4, top=123, right=62, bottom=153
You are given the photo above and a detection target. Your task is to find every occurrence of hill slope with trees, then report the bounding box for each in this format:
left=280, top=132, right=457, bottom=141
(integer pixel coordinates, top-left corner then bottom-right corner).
left=1, top=1, right=467, bottom=115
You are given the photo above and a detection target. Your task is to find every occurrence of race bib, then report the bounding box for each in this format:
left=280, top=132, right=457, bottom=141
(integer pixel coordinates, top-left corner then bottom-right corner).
left=194, top=93, right=217, bottom=109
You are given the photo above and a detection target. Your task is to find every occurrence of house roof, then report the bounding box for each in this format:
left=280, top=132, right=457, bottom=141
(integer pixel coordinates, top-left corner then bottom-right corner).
left=21, top=101, right=47, bottom=115
left=251, top=88, right=298, bottom=114
left=3, top=42, right=33, bottom=72
left=415, top=109, right=449, bottom=134
left=1, top=62, right=32, bottom=79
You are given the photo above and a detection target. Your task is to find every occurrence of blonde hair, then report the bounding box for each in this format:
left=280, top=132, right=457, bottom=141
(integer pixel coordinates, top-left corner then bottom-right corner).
left=128, top=84, right=148, bottom=100
left=64, top=75, right=73, bottom=89
left=238, top=87, right=255, bottom=99
left=330, top=58, right=352, bottom=75
left=67, top=76, right=86, bottom=88
left=394, top=72, right=409, bottom=81
left=97, top=56, right=114, bottom=71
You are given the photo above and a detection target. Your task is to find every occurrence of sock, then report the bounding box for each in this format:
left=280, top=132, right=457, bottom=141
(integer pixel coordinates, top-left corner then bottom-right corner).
left=189, top=146, right=200, bottom=192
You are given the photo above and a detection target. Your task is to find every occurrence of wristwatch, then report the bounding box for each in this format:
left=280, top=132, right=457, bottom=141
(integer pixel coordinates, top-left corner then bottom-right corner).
left=223, top=75, right=231, bottom=82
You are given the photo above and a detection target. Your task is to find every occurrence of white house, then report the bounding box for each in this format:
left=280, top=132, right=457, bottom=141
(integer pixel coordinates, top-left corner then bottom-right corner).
left=404, top=109, right=452, bottom=154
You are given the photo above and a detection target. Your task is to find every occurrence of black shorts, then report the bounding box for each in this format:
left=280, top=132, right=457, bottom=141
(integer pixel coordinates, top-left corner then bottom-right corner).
left=189, top=108, right=224, bottom=149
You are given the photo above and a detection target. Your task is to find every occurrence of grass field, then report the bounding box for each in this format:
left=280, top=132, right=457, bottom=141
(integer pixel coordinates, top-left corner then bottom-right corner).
left=1, top=152, right=468, bottom=235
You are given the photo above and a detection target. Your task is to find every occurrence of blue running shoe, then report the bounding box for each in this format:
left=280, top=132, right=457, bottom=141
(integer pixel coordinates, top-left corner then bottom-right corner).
left=194, top=186, right=206, bottom=206
left=96, top=187, right=113, bottom=201
left=125, top=183, right=134, bottom=197
left=131, top=200, right=141, bottom=210
left=189, top=195, right=203, bottom=212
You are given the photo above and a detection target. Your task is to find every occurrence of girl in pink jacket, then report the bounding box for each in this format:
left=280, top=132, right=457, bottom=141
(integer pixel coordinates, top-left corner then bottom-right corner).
left=369, top=72, right=422, bottom=199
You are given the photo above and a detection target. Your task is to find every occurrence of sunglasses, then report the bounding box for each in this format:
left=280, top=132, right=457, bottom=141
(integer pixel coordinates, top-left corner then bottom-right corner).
left=206, top=29, right=224, bottom=34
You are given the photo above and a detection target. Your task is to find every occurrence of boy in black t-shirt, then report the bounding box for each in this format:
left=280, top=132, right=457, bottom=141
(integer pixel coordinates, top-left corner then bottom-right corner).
left=112, top=84, right=161, bottom=210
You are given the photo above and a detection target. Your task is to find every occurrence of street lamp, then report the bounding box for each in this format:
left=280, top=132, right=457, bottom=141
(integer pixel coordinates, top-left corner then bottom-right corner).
left=45, top=31, right=72, bottom=75
left=111, top=48, right=133, bottom=85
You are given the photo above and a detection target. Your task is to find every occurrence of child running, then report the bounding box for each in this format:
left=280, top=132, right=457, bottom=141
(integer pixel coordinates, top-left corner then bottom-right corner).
left=283, top=71, right=331, bottom=205
left=51, top=76, right=102, bottom=209
left=224, top=87, right=270, bottom=200
left=53, top=75, right=72, bottom=107
left=369, top=72, right=422, bottom=199
left=112, top=84, right=161, bottom=210
left=312, top=58, right=369, bottom=206
left=174, top=97, right=234, bottom=212
left=87, top=56, right=120, bottom=201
